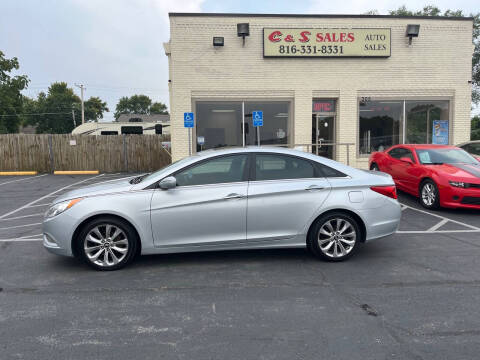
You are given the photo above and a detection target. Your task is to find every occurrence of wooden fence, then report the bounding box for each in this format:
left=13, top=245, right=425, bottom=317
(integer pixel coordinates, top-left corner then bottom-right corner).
left=0, top=134, right=171, bottom=173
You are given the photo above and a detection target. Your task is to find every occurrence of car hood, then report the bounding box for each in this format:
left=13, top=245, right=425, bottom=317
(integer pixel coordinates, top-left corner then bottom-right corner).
left=53, top=177, right=135, bottom=204
left=428, top=163, right=480, bottom=180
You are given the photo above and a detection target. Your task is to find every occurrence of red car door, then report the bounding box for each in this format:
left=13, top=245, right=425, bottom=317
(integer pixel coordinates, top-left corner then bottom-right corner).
left=392, top=148, right=419, bottom=194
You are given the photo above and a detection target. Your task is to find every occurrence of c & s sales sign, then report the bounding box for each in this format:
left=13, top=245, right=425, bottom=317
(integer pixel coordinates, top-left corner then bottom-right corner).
left=263, top=28, right=391, bottom=57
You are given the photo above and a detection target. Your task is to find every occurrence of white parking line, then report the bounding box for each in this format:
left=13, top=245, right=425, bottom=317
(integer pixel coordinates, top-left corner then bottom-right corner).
left=0, top=222, right=42, bottom=231
left=27, top=203, right=52, bottom=208
left=427, top=218, right=449, bottom=232
left=0, top=213, right=44, bottom=221
left=0, top=174, right=48, bottom=186
left=0, top=174, right=104, bottom=220
left=397, top=203, right=480, bottom=234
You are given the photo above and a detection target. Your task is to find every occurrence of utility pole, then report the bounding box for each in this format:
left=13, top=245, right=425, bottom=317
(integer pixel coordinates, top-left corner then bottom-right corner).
left=75, top=83, right=85, bottom=124
left=72, top=109, right=76, bottom=128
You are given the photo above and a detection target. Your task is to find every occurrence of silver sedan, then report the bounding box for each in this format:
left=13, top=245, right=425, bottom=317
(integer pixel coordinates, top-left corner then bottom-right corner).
left=43, top=147, right=401, bottom=270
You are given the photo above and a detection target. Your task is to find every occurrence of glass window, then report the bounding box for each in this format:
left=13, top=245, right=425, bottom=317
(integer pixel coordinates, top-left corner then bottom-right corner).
left=195, top=101, right=291, bottom=151
left=195, top=102, right=243, bottom=152
left=244, top=102, right=291, bottom=146
left=462, top=143, right=480, bottom=156
left=359, top=100, right=403, bottom=155
left=406, top=101, right=449, bottom=144
left=316, top=163, right=347, bottom=178
left=388, top=147, right=414, bottom=161
left=175, top=155, right=248, bottom=186
left=255, top=154, right=315, bottom=181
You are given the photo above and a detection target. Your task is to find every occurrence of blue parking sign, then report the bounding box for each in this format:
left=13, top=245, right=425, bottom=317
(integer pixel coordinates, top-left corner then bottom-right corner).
left=184, top=112, right=194, bottom=128
left=252, top=111, right=263, bottom=127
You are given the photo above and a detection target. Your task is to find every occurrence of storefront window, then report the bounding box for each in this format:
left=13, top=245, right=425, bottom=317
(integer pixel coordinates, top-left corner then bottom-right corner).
left=244, top=102, right=290, bottom=146
left=359, top=100, right=403, bottom=155
left=195, top=101, right=291, bottom=151
left=405, top=101, right=449, bottom=144
left=358, top=99, right=451, bottom=154
left=195, top=102, right=243, bottom=151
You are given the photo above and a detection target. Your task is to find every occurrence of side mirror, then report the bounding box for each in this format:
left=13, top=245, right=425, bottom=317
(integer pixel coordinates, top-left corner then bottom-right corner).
left=400, top=157, right=414, bottom=165
left=159, top=176, right=176, bottom=190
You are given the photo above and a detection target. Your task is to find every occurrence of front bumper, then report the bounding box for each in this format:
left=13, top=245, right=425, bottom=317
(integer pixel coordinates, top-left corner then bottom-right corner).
left=439, top=186, right=480, bottom=209
left=42, top=212, right=78, bottom=257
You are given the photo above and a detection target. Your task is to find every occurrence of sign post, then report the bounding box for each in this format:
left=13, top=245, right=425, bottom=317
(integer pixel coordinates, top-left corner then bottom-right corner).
left=184, top=112, right=194, bottom=155
left=252, top=111, right=263, bottom=146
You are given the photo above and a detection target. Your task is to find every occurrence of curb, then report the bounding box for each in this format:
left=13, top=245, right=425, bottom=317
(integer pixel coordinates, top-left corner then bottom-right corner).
left=53, top=171, right=100, bottom=175
left=0, top=171, right=38, bottom=176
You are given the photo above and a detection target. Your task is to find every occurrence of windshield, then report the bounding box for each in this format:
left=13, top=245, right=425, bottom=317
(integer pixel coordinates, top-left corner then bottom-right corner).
left=416, top=148, right=478, bottom=165
left=137, top=156, right=195, bottom=183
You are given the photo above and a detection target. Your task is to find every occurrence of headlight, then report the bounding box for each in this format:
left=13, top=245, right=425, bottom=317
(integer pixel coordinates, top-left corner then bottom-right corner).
left=44, top=198, right=83, bottom=219
left=449, top=181, right=468, bottom=188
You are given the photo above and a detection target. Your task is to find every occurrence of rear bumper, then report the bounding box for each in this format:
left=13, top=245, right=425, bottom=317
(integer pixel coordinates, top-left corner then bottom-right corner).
left=359, top=198, right=401, bottom=241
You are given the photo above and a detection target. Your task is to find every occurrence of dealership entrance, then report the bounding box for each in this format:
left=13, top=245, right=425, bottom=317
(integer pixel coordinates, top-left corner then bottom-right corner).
left=312, top=100, right=336, bottom=159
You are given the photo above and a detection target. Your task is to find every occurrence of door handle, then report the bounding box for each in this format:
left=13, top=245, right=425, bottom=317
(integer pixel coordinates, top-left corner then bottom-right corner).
left=223, top=193, right=245, bottom=200
left=305, top=185, right=324, bottom=191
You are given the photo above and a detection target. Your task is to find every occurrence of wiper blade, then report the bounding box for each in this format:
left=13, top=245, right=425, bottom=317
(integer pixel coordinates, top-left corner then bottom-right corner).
left=425, top=162, right=443, bottom=165
left=129, top=173, right=150, bottom=184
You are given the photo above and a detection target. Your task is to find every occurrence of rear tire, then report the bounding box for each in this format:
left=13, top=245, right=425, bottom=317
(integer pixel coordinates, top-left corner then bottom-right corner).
left=370, top=163, right=379, bottom=171
left=75, top=216, right=139, bottom=271
left=419, top=180, right=440, bottom=209
left=308, top=212, right=360, bottom=262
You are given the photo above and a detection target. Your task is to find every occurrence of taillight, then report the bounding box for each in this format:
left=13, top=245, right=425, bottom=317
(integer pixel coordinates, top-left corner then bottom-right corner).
left=370, top=185, right=397, bottom=199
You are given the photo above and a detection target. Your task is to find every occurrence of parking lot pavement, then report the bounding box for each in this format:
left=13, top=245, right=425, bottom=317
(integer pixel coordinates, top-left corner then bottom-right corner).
left=1, top=175, right=480, bottom=359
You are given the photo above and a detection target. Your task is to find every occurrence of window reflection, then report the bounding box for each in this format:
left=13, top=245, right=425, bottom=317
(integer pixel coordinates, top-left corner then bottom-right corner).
left=405, top=101, right=449, bottom=144
left=359, top=100, right=403, bottom=154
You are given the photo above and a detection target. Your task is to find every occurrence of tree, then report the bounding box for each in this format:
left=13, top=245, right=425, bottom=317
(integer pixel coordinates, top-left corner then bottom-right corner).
left=387, top=5, right=480, bottom=104
left=472, top=115, right=480, bottom=140
left=29, top=82, right=81, bottom=134
left=0, top=51, right=29, bottom=133
left=150, top=102, right=168, bottom=114
left=84, top=96, right=109, bottom=122
left=114, top=94, right=168, bottom=119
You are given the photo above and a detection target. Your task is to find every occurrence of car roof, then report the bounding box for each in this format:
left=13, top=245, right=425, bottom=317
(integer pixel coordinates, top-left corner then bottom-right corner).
left=393, top=144, right=459, bottom=150
left=196, top=146, right=312, bottom=158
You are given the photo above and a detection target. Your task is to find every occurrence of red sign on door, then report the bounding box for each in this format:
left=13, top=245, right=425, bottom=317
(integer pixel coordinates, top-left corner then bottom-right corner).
left=312, top=100, right=335, bottom=112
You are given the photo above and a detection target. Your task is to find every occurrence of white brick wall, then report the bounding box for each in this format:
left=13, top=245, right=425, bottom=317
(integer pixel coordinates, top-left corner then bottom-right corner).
left=167, top=14, right=474, bottom=167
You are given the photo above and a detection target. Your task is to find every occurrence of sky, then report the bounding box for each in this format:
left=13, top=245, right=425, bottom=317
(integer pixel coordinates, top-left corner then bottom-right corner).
left=1, top=0, right=478, bottom=122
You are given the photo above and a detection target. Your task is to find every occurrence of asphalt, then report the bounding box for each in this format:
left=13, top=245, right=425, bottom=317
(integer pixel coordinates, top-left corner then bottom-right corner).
left=1, top=174, right=480, bottom=360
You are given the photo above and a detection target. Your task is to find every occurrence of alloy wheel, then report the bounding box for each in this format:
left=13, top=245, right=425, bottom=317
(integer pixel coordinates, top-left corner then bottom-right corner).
left=84, top=224, right=129, bottom=267
left=317, top=218, right=356, bottom=258
left=421, top=183, right=436, bottom=206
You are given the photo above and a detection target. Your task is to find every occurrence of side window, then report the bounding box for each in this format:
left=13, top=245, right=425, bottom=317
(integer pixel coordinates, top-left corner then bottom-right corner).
left=316, top=163, right=347, bottom=178
left=472, top=144, right=480, bottom=155
left=403, top=149, right=415, bottom=162
left=175, top=155, right=247, bottom=186
left=388, top=148, right=402, bottom=159
left=255, top=154, right=315, bottom=181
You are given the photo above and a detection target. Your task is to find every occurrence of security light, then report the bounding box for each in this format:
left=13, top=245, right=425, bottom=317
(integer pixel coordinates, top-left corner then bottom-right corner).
left=237, top=23, right=249, bottom=46
left=406, top=24, right=420, bottom=45
left=213, top=36, right=224, bottom=47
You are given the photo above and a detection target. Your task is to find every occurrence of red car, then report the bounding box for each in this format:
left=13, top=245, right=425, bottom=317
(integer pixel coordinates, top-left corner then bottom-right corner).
left=369, top=144, right=480, bottom=209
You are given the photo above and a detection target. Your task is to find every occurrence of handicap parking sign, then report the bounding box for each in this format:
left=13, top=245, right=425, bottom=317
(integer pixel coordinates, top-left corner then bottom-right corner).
left=252, top=111, right=263, bottom=127
left=184, top=112, right=194, bottom=128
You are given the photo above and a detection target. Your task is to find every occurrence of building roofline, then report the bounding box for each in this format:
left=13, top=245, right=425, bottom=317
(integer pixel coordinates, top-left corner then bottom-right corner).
left=169, top=12, right=473, bottom=21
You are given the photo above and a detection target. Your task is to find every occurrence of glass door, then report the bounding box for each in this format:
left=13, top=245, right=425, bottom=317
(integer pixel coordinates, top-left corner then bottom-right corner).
left=312, top=115, right=335, bottom=159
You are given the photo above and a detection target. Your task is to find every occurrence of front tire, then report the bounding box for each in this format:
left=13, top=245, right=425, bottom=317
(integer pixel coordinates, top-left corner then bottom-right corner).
left=309, top=212, right=360, bottom=262
left=76, top=216, right=139, bottom=271
left=420, top=180, right=440, bottom=209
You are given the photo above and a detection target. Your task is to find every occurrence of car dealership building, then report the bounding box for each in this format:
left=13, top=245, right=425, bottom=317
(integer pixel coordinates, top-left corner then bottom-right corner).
left=164, top=13, right=474, bottom=167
